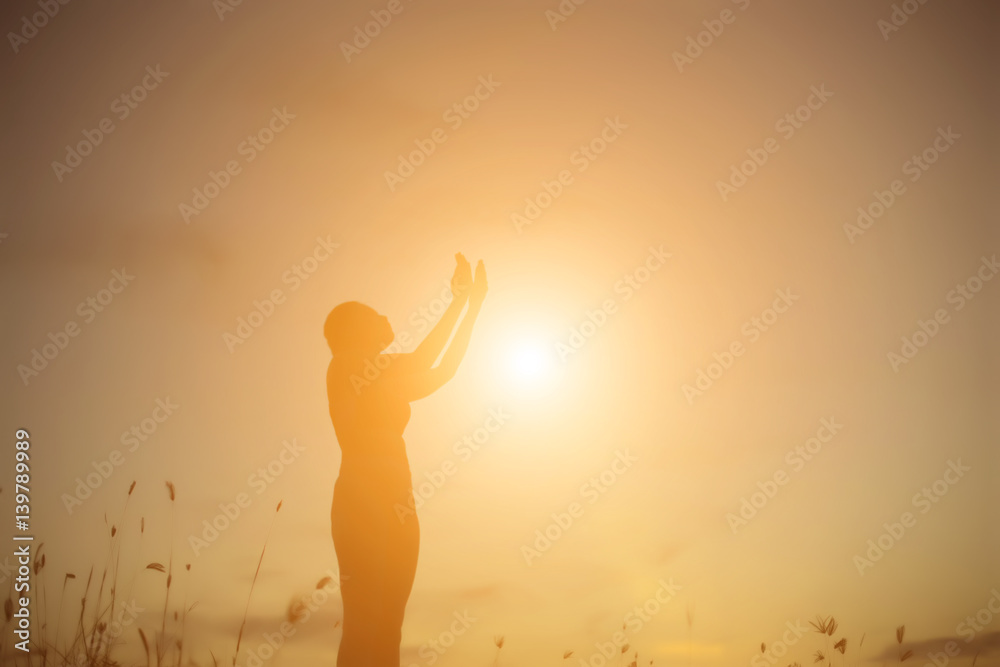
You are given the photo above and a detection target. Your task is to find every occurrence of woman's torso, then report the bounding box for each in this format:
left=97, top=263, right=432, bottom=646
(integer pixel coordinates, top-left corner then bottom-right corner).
left=327, top=357, right=413, bottom=497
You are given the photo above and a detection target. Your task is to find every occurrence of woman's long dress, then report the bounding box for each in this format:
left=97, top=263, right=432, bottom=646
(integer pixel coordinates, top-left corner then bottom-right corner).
left=329, top=360, right=419, bottom=667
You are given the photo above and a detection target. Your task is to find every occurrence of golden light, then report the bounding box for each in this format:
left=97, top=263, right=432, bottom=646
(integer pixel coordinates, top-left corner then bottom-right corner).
left=502, top=337, right=560, bottom=396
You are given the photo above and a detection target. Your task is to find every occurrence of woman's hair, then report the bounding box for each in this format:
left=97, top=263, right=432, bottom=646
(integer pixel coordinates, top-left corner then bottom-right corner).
left=324, top=301, right=382, bottom=355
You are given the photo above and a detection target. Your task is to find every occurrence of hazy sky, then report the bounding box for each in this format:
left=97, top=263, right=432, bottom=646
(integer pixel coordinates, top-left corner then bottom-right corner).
left=1, top=0, right=997, bottom=665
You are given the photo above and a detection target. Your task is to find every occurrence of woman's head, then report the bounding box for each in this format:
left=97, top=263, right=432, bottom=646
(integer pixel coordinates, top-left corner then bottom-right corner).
left=324, top=301, right=394, bottom=355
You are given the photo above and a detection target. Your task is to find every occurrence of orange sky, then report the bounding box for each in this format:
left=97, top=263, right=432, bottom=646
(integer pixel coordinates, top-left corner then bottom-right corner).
left=1, top=0, right=997, bottom=665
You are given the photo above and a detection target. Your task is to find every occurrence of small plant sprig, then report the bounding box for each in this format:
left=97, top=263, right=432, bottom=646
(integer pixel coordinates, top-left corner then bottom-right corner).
left=491, top=634, right=504, bottom=666
left=233, top=500, right=283, bottom=667
left=896, top=625, right=912, bottom=662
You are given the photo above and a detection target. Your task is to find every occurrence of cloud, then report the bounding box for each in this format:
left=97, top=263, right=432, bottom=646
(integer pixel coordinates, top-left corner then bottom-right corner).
left=870, top=631, right=1000, bottom=662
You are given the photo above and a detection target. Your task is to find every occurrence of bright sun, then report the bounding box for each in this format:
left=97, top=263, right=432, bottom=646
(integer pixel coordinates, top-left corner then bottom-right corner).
left=511, top=343, right=548, bottom=379
left=504, top=339, right=559, bottom=395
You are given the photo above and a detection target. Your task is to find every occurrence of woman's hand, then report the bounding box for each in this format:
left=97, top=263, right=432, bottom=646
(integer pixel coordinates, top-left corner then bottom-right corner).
left=469, top=259, right=487, bottom=306
left=388, top=258, right=487, bottom=401
left=451, top=253, right=473, bottom=302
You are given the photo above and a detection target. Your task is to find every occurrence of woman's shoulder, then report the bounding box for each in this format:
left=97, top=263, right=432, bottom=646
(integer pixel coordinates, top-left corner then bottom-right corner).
left=327, top=354, right=392, bottom=398
left=327, top=357, right=359, bottom=394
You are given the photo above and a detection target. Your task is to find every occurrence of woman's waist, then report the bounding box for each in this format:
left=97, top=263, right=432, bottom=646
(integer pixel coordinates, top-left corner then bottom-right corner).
left=337, top=456, right=412, bottom=483
left=334, top=472, right=414, bottom=508
left=335, top=428, right=406, bottom=449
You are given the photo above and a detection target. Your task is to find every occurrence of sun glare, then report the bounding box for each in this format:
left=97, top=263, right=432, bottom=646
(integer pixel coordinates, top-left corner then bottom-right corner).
left=504, top=338, right=559, bottom=395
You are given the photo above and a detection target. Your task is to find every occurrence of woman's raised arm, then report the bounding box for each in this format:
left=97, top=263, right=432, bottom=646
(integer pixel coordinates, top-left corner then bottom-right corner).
left=386, top=259, right=487, bottom=402
left=407, top=254, right=472, bottom=370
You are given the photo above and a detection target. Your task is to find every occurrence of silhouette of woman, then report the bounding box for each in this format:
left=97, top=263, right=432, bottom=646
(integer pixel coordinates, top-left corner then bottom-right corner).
left=323, top=253, right=487, bottom=666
